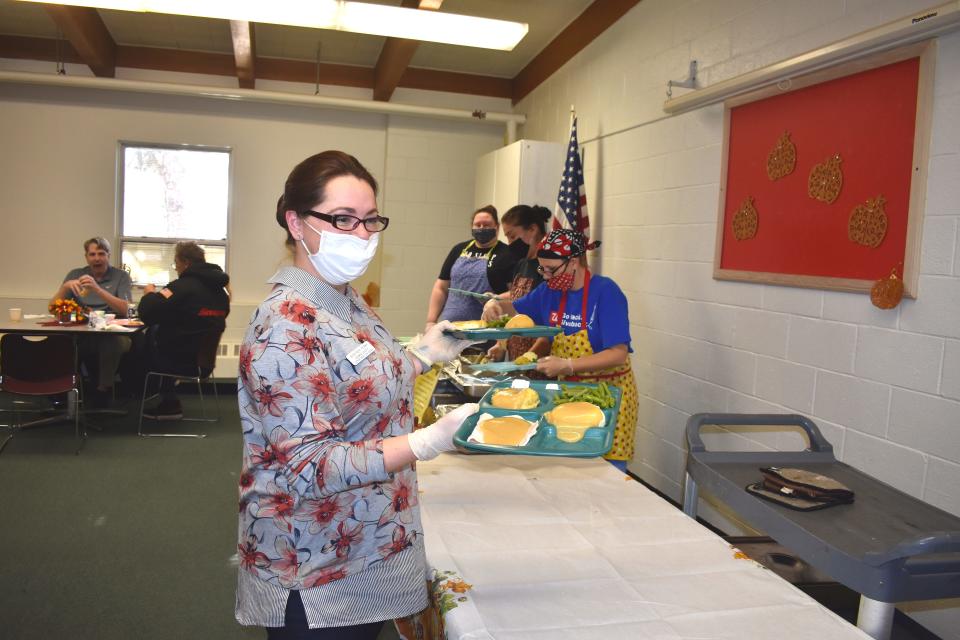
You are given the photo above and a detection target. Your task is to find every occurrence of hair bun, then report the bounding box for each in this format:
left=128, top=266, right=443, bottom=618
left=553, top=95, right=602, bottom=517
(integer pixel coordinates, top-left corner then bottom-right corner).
left=275, top=195, right=288, bottom=229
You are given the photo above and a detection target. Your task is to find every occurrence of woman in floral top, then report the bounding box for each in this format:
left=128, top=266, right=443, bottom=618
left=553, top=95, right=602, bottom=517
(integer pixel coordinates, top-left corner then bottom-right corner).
left=236, top=151, right=477, bottom=639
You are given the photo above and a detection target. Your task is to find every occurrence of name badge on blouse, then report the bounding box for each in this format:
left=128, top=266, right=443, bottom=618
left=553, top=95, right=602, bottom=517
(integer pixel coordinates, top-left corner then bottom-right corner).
left=346, top=341, right=376, bottom=365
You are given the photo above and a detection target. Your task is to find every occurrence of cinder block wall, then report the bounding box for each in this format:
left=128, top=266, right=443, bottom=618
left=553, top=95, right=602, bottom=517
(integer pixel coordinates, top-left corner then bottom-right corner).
left=518, top=0, right=960, bottom=634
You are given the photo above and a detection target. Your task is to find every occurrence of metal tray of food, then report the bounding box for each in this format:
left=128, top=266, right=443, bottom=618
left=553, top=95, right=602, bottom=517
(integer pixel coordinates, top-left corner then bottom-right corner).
left=441, top=353, right=507, bottom=399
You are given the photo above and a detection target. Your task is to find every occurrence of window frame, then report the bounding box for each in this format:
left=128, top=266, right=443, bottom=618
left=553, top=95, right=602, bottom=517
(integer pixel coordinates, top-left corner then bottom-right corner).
left=116, top=140, right=232, bottom=284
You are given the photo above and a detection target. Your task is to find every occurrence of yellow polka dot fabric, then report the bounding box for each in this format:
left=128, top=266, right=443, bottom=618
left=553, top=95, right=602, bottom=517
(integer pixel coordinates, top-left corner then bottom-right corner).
left=551, top=329, right=638, bottom=461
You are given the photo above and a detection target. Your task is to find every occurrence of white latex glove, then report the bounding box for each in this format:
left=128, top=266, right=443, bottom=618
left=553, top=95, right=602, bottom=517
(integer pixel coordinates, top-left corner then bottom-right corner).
left=407, top=403, right=479, bottom=461
left=408, top=320, right=480, bottom=366
left=481, top=298, right=505, bottom=322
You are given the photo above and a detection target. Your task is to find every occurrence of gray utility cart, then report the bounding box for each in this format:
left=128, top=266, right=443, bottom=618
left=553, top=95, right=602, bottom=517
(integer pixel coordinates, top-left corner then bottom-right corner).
left=682, top=413, right=960, bottom=640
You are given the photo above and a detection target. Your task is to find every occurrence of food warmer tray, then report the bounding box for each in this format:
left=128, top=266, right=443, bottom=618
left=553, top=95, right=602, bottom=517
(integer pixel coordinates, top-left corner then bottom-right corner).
left=440, top=356, right=505, bottom=399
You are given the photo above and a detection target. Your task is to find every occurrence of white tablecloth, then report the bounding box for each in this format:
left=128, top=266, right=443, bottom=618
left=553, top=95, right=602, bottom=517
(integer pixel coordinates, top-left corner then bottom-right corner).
left=417, top=454, right=871, bottom=640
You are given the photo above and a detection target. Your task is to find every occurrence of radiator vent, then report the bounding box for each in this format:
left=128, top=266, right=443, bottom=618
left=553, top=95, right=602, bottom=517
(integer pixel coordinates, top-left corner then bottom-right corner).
left=218, top=341, right=242, bottom=357
left=213, top=340, right=243, bottom=380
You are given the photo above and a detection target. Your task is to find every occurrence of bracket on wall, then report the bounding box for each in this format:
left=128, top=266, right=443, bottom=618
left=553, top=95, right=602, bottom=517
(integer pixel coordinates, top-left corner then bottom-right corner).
left=666, top=60, right=698, bottom=98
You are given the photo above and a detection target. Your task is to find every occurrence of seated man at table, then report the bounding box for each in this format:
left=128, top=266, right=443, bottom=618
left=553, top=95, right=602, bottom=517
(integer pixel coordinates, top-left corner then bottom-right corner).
left=138, top=241, right=230, bottom=420
left=49, top=236, right=133, bottom=408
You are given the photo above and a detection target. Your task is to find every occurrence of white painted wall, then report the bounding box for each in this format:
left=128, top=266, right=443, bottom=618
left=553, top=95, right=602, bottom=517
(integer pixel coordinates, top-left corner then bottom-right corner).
left=0, top=60, right=505, bottom=347
left=517, top=0, right=960, bottom=635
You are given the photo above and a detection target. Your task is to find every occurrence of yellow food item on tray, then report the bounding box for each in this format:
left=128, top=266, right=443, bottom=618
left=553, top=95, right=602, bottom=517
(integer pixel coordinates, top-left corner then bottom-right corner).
left=544, top=401, right=605, bottom=443
left=513, top=351, right=538, bottom=365
left=451, top=319, right=487, bottom=330
left=490, top=387, right=540, bottom=409
left=475, top=416, right=536, bottom=446
left=505, top=314, right=535, bottom=329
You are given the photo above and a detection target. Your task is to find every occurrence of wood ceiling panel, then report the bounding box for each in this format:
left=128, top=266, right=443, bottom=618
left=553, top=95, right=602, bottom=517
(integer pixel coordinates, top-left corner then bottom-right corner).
left=513, top=0, right=642, bottom=103
left=97, top=9, right=233, bottom=53
left=43, top=4, right=116, bottom=77
left=0, top=1, right=638, bottom=103
left=0, top=0, right=60, bottom=38
left=372, top=0, right=437, bottom=102
left=230, top=20, right=256, bottom=89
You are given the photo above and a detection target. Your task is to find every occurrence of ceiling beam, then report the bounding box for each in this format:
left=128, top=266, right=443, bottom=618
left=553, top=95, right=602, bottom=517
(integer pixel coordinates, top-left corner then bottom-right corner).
left=0, top=34, right=82, bottom=64
left=373, top=0, right=442, bottom=102
left=401, top=67, right=511, bottom=99
left=229, top=20, right=256, bottom=89
left=1, top=35, right=510, bottom=100
left=42, top=4, right=116, bottom=77
left=512, top=0, right=642, bottom=104
left=116, top=45, right=237, bottom=77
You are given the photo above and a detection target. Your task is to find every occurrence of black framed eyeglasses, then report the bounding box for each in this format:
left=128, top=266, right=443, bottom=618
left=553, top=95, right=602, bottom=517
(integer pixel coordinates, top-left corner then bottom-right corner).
left=537, top=259, right=570, bottom=276
left=304, top=210, right=390, bottom=232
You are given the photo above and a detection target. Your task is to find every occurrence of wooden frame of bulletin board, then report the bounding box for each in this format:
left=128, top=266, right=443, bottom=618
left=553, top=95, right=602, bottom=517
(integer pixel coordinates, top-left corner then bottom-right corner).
left=714, top=41, right=936, bottom=297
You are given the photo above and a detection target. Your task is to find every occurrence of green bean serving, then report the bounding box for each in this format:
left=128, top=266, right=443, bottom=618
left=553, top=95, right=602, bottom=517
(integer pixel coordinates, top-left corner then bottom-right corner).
left=551, top=382, right=616, bottom=409
left=485, top=315, right=510, bottom=328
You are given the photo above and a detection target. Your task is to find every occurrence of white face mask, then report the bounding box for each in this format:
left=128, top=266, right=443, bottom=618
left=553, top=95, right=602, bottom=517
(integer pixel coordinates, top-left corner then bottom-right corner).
left=301, top=220, right=380, bottom=286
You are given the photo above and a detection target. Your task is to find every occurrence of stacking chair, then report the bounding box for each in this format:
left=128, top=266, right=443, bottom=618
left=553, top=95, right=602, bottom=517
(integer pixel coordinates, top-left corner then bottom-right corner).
left=138, top=329, right=223, bottom=438
left=0, top=334, right=83, bottom=454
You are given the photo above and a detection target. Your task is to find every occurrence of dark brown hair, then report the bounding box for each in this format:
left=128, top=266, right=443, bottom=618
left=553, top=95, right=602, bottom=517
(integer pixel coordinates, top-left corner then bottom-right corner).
left=471, top=204, right=498, bottom=226
left=502, top=204, right=551, bottom=237
left=275, top=150, right=379, bottom=247
left=174, top=241, right=205, bottom=265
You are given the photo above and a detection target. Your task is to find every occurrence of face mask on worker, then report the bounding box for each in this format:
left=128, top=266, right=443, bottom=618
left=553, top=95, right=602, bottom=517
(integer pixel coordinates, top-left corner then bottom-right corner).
left=301, top=220, right=379, bottom=286
left=472, top=228, right=497, bottom=245
left=546, top=262, right=576, bottom=291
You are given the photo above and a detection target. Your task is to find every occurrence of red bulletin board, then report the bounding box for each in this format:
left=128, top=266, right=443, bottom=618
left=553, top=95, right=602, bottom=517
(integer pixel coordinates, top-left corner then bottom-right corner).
left=714, top=43, right=935, bottom=296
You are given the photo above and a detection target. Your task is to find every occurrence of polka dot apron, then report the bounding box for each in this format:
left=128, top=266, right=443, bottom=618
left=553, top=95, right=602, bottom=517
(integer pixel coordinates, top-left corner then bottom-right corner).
left=549, top=270, right=638, bottom=461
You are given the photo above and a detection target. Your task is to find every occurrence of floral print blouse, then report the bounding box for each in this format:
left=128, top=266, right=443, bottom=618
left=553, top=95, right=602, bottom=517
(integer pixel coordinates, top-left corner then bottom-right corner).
left=236, top=267, right=425, bottom=624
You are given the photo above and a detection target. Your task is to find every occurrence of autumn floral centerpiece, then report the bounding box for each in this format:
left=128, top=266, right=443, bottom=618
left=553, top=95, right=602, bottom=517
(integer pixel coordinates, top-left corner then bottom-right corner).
left=49, top=298, right=86, bottom=324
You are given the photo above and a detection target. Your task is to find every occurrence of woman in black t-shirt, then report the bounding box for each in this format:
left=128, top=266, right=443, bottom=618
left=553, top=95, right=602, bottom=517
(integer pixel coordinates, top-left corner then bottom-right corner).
left=425, top=205, right=522, bottom=326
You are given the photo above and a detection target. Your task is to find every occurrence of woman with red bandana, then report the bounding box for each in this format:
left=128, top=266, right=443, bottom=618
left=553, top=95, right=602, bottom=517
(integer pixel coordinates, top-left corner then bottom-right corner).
left=481, top=229, right=638, bottom=468
left=236, top=150, right=478, bottom=639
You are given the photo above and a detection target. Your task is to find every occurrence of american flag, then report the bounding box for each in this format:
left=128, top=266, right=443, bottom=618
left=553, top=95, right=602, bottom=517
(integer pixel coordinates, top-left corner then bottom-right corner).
left=554, top=116, right=595, bottom=247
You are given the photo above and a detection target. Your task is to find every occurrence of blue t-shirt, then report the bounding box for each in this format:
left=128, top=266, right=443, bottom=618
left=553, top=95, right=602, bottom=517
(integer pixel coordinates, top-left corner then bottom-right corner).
left=513, top=274, right=632, bottom=353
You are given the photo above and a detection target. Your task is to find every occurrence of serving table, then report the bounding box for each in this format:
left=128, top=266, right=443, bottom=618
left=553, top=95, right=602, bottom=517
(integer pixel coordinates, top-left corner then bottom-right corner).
left=415, top=453, right=871, bottom=639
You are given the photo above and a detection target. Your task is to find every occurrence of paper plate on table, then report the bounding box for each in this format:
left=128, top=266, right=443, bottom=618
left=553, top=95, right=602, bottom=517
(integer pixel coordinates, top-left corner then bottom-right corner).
left=444, top=326, right=561, bottom=340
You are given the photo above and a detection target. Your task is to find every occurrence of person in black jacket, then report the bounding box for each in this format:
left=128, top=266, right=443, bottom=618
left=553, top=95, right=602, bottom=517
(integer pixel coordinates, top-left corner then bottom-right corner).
left=138, top=241, right=230, bottom=419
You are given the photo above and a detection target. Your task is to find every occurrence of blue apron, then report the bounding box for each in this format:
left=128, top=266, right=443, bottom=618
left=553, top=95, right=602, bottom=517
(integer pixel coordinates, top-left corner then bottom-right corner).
left=439, top=241, right=495, bottom=322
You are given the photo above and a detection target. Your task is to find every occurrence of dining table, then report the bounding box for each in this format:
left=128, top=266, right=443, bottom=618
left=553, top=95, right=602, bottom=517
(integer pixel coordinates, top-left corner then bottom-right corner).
left=409, top=453, right=872, bottom=640
left=0, top=314, right=145, bottom=429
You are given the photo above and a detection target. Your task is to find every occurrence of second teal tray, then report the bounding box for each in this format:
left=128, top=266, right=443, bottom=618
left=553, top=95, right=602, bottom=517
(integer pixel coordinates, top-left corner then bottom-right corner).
left=444, top=326, right=561, bottom=340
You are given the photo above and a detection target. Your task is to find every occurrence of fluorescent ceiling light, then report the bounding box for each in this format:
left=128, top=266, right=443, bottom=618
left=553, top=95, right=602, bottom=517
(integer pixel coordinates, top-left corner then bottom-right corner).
left=17, top=0, right=529, bottom=50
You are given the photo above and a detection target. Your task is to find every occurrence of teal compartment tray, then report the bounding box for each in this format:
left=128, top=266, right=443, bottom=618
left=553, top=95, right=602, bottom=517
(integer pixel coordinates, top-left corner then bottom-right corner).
left=453, top=379, right=622, bottom=458
left=444, top=326, right=561, bottom=341
left=464, top=361, right=538, bottom=374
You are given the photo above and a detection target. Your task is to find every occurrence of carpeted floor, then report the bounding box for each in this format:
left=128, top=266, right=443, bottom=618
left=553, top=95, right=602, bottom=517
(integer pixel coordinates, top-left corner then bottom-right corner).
left=0, top=390, right=398, bottom=640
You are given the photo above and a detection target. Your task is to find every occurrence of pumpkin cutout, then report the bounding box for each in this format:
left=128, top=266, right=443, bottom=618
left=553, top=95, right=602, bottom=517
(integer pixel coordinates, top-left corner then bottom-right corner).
left=766, top=131, right=797, bottom=181
left=848, top=195, right=888, bottom=248
left=732, top=196, right=759, bottom=240
left=808, top=154, right=843, bottom=204
left=871, top=268, right=904, bottom=309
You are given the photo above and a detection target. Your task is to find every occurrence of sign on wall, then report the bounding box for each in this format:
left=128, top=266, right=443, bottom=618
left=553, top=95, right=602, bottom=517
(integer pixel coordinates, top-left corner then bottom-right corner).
left=714, top=42, right=935, bottom=297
